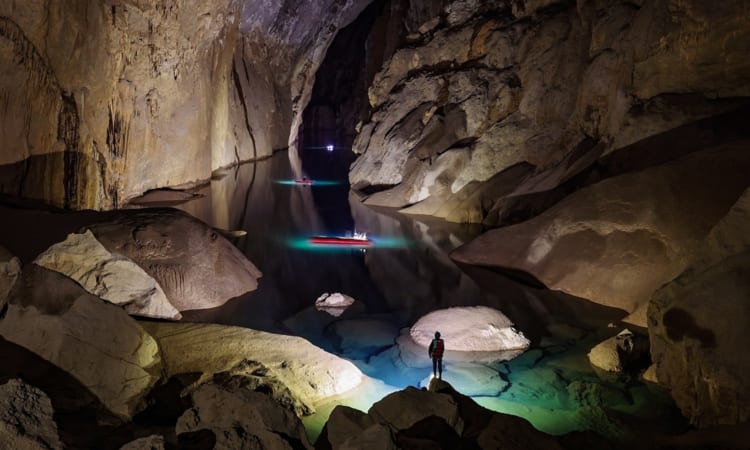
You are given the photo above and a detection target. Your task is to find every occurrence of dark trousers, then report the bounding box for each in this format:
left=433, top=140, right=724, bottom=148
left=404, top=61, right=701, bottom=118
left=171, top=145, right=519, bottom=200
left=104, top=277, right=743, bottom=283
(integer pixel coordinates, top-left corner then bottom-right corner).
left=432, top=357, right=442, bottom=378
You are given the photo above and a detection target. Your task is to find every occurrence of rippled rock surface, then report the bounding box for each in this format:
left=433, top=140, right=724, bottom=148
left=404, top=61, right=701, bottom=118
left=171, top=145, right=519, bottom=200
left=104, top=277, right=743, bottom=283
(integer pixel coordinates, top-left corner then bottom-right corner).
left=89, top=208, right=261, bottom=311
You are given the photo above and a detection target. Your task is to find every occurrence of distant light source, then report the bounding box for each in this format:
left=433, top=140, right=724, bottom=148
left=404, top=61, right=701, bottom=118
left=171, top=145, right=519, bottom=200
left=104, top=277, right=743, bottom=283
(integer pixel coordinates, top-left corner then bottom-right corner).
left=326, top=144, right=334, bottom=152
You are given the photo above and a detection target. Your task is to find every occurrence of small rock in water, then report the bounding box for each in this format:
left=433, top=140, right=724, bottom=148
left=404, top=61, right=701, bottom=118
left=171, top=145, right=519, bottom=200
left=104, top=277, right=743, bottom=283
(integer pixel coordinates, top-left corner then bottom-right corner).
left=315, top=292, right=355, bottom=316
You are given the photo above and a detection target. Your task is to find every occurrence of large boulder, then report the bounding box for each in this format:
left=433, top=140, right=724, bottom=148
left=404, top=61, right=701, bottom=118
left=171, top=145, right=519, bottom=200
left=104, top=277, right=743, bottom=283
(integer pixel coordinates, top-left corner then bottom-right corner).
left=176, top=383, right=311, bottom=450
left=397, top=306, right=530, bottom=367
left=88, top=208, right=261, bottom=311
left=0, top=265, right=162, bottom=420
left=34, top=230, right=180, bottom=320
left=0, top=379, right=63, bottom=450
left=649, top=188, right=750, bottom=427
left=0, top=245, right=20, bottom=310
left=453, top=143, right=750, bottom=326
left=140, top=322, right=363, bottom=414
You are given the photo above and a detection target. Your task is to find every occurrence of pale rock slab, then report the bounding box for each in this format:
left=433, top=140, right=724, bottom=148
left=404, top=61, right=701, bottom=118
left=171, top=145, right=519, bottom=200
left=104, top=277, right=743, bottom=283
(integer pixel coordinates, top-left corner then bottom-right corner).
left=34, top=230, right=180, bottom=320
left=140, top=322, right=363, bottom=413
left=0, top=379, right=63, bottom=450
left=176, top=383, right=311, bottom=450
left=0, top=265, right=162, bottom=421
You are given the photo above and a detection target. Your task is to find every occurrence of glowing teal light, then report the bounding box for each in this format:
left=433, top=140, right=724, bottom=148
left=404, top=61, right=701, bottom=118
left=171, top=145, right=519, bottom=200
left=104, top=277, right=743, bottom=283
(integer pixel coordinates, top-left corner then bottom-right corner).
left=286, top=236, right=412, bottom=251
left=274, top=179, right=342, bottom=186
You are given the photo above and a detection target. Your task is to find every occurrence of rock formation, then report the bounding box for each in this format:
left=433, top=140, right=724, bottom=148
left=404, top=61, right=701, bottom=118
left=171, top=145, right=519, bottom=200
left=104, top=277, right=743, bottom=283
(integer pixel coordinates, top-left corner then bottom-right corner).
left=0, top=265, right=162, bottom=421
left=649, top=188, right=750, bottom=427
left=140, top=321, right=364, bottom=414
left=350, top=0, right=750, bottom=225
left=177, top=383, right=311, bottom=449
left=34, top=230, right=181, bottom=320
left=452, top=143, right=750, bottom=325
left=0, top=379, right=63, bottom=450
left=88, top=208, right=261, bottom=311
left=316, top=378, right=568, bottom=450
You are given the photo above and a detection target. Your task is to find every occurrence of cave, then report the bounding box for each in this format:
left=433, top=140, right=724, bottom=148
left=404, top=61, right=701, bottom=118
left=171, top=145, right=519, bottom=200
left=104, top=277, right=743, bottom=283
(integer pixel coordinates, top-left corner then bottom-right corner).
left=1, top=0, right=749, bottom=449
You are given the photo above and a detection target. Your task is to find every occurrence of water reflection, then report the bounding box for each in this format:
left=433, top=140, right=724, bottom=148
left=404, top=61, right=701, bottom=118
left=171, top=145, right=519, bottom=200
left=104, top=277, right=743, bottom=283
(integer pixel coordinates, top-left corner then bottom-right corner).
left=179, top=152, right=488, bottom=337
left=171, top=151, right=682, bottom=441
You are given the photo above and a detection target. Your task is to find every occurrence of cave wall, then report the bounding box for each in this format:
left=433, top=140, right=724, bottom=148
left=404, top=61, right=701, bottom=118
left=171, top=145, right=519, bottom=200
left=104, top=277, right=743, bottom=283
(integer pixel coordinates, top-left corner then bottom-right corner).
left=0, top=0, right=240, bottom=209
left=0, top=0, right=371, bottom=209
left=349, top=0, right=750, bottom=220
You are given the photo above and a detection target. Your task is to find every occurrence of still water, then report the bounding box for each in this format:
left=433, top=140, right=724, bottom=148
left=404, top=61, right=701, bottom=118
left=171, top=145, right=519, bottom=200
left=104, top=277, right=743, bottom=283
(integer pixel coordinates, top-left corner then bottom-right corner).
left=171, top=150, right=685, bottom=441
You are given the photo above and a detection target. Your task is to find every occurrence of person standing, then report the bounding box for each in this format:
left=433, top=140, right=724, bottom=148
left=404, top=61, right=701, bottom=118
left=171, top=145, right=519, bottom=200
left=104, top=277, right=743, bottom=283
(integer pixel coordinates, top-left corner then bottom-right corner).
left=428, top=331, right=445, bottom=379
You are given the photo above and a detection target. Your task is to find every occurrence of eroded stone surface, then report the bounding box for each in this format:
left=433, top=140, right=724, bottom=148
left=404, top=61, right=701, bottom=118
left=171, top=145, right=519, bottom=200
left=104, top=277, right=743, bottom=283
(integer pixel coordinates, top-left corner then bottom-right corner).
left=350, top=0, right=750, bottom=226
left=452, top=144, right=750, bottom=325
left=0, top=265, right=162, bottom=420
left=649, top=188, right=750, bottom=427
left=88, top=208, right=261, bottom=311
left=34, top=230, right=180, bottom=320
left=0, top=379, right=63, bottom=450
left=176, top=383, right=311, bottom=450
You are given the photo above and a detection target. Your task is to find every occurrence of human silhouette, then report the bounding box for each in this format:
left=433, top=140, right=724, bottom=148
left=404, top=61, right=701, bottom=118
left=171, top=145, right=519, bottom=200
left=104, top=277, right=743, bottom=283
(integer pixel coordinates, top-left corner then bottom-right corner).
left=428, top=331, right=445, bottom=379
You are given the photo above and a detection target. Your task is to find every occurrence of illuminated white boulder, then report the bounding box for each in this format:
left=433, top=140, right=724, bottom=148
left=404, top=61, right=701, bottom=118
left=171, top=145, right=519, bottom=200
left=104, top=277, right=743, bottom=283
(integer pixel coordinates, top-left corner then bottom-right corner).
left=315, top=292, right=355, bottom=316
left=398, top=306, right=530, bottom=366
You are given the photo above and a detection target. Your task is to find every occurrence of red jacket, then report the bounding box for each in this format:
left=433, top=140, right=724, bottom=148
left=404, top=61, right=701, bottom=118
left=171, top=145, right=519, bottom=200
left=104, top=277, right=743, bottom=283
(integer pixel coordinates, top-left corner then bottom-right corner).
left=429, top=338, right=444, bottom=358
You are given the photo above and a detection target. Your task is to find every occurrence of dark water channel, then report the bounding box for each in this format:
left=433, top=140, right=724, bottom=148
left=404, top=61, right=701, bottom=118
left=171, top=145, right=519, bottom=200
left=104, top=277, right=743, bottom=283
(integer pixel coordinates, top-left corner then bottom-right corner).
left=173, top=150, right=686, bottom=442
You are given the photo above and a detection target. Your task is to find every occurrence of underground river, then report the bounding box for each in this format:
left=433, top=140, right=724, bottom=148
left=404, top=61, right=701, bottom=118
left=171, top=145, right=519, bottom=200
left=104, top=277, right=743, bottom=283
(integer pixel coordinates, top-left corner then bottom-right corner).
left=160, top=149, right=687, bottom=442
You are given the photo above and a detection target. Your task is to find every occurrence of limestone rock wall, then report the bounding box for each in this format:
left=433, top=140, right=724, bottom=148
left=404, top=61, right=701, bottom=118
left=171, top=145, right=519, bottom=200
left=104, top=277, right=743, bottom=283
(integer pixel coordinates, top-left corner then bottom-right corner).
left=0, top=0, right=241, bottom=209
left=349, top=0, right=750, bottom=222
left=0, top=0, right=371, bottom=209
left=648, top=188, right=750, bottom=427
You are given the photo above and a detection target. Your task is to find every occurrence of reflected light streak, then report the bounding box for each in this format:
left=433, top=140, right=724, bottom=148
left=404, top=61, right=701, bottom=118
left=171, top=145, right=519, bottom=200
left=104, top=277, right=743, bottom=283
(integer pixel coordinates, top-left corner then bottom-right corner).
left=285, top=235, right=411, bottom=251
left=274, top=179, right=341, bottom=186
